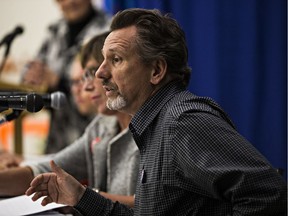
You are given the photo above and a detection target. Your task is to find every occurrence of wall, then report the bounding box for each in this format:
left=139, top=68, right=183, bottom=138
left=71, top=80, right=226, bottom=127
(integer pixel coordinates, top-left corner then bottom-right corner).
left=0, top=0, right=61, bottom=62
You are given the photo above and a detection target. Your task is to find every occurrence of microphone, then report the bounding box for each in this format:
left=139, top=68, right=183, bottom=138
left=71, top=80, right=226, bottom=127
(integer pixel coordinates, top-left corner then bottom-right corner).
left=42, top=91, right=67, bottom=110
left=0, top=25, right=24, bottom=47
left=0, top=91, right=67, bottom=110
left=0, top=93, right=44, bottom=113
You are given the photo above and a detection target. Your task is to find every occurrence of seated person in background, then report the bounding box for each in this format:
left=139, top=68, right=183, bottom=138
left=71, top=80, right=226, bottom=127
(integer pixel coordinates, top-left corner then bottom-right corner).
left=26, top=8, right=286, bottom=216
left=69, top=54, right=96, bottom=117
left=0, top=51, right=96, bottom=169
left=43, top=53, right=96, bottom=153
left=0, top=32, right=139, bottom=208
left=21, top=0, right=111, bottom=153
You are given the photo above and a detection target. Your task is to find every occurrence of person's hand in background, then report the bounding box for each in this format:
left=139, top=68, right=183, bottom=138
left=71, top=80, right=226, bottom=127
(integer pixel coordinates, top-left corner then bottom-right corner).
left=0, top=151, right=23, bottom=170
left=22, top=60, right=59, bottom=89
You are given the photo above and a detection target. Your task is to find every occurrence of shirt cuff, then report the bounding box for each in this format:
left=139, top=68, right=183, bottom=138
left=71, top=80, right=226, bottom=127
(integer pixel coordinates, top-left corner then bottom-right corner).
left=74, top=187, right=109, bottom=216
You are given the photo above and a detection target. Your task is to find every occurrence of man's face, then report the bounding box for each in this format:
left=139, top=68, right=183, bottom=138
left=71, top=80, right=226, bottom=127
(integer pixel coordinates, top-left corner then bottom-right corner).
left=96, top=26, right=154, bottom=115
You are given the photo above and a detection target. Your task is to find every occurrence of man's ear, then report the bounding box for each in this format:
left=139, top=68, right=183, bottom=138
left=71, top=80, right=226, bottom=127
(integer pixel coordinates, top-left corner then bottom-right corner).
left=150, top=58, right=167, bottom=85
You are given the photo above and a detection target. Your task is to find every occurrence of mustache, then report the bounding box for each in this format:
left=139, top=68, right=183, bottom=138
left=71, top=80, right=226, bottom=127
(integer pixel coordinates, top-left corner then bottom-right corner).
left=102, top=79, right=109, bottom=86
left=102, top=80, right=117, bottom=91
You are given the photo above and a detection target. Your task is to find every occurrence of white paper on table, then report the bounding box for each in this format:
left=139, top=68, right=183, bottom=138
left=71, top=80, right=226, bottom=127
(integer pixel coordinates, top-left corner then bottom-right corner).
left=0, top=194, right=66, bottom=216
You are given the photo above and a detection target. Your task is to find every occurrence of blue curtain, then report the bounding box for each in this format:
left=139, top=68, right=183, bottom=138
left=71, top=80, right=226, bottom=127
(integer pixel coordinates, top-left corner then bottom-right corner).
left=103, top=0, right=287, bottom=177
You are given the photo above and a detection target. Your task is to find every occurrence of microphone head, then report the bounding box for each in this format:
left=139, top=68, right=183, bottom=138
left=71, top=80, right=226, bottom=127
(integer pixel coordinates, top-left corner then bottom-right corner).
left=26, top=93, right=44, bottom=113
left=14, top=25, right=24, bottom=35
left=50, top=91, right=67, bottom=110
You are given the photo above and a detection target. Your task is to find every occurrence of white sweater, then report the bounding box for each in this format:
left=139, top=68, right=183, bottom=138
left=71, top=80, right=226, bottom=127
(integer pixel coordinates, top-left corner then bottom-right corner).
left=30, top=114, right=139, bottom=196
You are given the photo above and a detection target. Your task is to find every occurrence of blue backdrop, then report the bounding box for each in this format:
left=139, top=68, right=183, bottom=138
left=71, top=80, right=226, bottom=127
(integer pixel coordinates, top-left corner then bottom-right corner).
left=103, top=0, right=287, bottom=178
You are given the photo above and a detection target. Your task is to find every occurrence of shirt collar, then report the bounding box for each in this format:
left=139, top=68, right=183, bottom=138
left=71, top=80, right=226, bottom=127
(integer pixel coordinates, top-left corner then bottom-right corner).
left=130, top=81, right=185, bottom=136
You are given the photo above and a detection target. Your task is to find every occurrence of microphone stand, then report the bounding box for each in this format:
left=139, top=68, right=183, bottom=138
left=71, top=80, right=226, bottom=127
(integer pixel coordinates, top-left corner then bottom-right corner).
left=0, top=26, right=24, bottom=75
left=0, top=39, right=12, bottom=75
left=0, top=109, right=25, bottom=154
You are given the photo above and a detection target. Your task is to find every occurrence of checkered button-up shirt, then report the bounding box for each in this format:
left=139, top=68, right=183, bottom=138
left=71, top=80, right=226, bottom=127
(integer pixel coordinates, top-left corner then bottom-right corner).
left=75, top=81, right=287, bottom=216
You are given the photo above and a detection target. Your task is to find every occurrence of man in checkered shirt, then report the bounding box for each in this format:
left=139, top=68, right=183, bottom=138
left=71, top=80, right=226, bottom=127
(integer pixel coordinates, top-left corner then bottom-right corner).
left=26, top=8, right=287, bottom=216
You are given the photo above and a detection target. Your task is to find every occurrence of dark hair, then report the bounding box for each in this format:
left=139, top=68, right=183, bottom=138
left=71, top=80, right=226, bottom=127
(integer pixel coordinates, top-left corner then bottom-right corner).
left=111, top=8, right=191, bottom=87
left=80, top=31, right=111, bottom=68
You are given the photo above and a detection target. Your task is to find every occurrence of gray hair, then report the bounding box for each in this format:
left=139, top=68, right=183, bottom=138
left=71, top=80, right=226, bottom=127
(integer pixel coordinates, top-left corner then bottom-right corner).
left=111, top=8, right=191, bottom=87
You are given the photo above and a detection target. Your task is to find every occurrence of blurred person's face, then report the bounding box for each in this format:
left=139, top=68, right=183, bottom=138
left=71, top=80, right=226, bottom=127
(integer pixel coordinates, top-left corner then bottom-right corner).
left=56, top=0, right=92, bottom=23
left=70, top=57, right=96, bottom=115
left=83, top=58, right=116, bottom=115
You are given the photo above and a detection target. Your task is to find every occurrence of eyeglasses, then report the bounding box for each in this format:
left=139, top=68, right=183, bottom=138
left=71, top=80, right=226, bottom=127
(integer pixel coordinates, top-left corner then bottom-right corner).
left=69, top=78, right=82, bottom=88
left=82, top=67, right=99, bottom=82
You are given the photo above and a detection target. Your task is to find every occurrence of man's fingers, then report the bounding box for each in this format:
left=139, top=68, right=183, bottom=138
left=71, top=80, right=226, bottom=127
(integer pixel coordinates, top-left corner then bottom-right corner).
left=25, top=187, right=35, bottom=196
left=25, top=182, right=48, bottom=196
left=50, top=160, right=65, bottom=177
left=29, top=173, right=46, bottom=187
left=31, top=190, right=49, bottom=201
left=26, top=173, right=51, bottom=196
left=41, top=196, right=53, bottom=206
